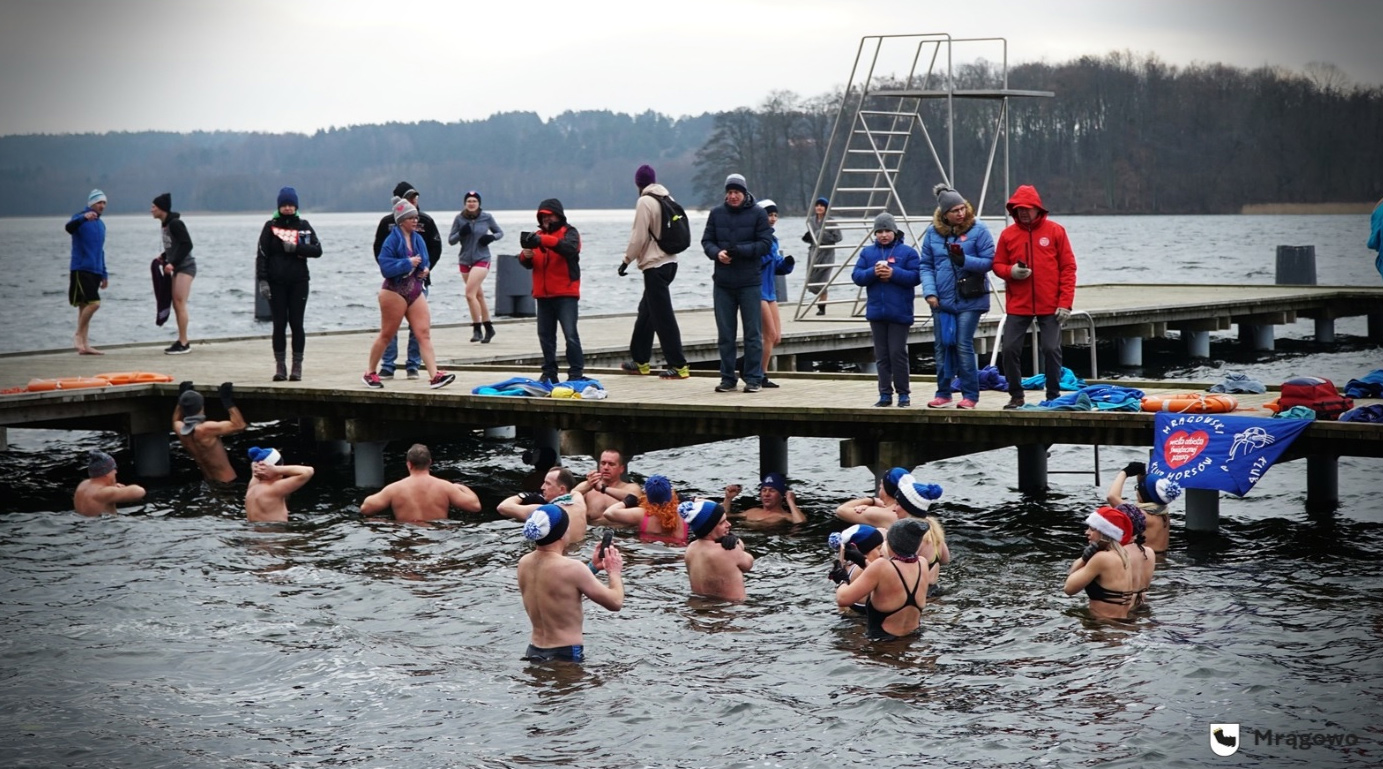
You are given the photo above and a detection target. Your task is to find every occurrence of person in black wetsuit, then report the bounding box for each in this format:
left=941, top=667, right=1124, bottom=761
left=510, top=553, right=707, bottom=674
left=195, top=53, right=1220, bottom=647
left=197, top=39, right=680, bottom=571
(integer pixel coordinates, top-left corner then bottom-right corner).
left=1064, top=506, right=1135, bottom=620
left=834, top=518, right=929, bottom=640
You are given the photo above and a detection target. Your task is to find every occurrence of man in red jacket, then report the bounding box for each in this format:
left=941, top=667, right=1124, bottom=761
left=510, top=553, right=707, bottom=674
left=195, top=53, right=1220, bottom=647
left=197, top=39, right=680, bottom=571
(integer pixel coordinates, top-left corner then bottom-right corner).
left=991, top=185, right=1077, bottom=408
left=519, top=199, right=584, bottom=384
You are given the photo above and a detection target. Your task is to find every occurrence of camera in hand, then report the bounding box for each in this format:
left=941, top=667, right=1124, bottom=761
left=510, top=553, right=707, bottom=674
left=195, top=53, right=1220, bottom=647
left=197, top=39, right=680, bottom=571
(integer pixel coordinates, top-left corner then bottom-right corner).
left=596, top=529, right=614, bottom=561
left=948, top=243, right=963, bottom=256
left=519, top=231, right=541, bottom=249
left=719, top=533, right=739, bottom=550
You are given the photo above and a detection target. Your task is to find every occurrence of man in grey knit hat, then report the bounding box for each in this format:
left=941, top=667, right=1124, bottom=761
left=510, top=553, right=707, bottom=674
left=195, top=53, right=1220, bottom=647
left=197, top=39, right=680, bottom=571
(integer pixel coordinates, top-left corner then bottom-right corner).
left=73, top=450, right=146, bottom=516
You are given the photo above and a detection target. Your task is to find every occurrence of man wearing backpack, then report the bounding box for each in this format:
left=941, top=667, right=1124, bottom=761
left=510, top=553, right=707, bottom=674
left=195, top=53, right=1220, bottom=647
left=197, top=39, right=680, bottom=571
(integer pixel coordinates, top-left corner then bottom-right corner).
left=619, top=164, right=690, bottom=379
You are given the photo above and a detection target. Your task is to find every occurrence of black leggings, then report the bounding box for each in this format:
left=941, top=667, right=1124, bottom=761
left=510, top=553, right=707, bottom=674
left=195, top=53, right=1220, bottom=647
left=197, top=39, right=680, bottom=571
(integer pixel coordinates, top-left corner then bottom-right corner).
left=269, top=277, right=310, bottom=357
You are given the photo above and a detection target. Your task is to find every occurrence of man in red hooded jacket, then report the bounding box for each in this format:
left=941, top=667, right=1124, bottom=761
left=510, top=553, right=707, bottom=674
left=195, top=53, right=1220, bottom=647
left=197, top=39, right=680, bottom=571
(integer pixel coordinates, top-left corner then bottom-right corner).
left=519, top=198, right=584, bottom=383
left=991, top=185, right=1077, bottom=408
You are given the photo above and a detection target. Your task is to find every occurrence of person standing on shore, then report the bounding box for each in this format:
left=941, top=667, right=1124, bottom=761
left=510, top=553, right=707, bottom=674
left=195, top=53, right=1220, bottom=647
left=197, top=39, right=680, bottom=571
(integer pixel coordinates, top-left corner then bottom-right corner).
left=619, top=164, right=690, bottom=379
left=374, top=182, right=443, bottom=379
left=920, top=183, right=994, bottom=410
left=73, top=450, right=146, bottom=516
left=1369, top=197, right=1383, bottom=282
left=992, top=185, right=1077, bottom=409
left=255, top=187, right=322, bottom=381
left=803, top=197, right=842, bottom=315
left=518, top=198, right=584, bottom=385
left=151, top=193, right=196, bottom=354
left=852, top=212, right=921, bottom=407
left=702, top=173, right=773, bottom=393
left=66, top=189, right=108, bottom=355
left=449, top=190, right=502, bottom=344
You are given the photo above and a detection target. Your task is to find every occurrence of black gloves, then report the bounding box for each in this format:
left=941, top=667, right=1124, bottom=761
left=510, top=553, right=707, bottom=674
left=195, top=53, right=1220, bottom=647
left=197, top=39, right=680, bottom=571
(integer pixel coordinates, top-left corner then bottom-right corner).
left=1123, top=461, right=1147, bottom=478
left=617, top=262, right=629, bottom=277
left=801, top=231, right=813, bottom=244
left=719, top=533, right=740, bottom=550
left=258, top=280, right=271, bottom=299
left=458, top=222, right=473, bottom=239
left=518, top=491, right=546, bottom=506
left=519, top=231, right=541, bottom=249
left=623, top=494, right=640, bottom=509
left=1081, top=543, right=1100, bottom=564
left=218, top=382, right=235, bottom=410
left=828, top=560, right=851, bottom=585
left=477, top=234, right=495, bottom=247
left=782, top=254, right=795, bottom=269
left=179, top=380, right=194, bottom=394
left=948, top=243, right=965, bottom=267
left=843, top=542, right=868, bottom=568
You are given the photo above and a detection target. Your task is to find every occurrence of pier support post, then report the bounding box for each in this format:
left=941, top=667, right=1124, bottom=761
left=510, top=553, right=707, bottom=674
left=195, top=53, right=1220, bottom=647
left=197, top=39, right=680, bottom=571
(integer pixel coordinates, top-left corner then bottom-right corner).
left=1016, top=444, right=1048, bottom=494
left=759, top=435, right=788, bottom=479
left=1368, top=313, right=1383, bottom=342
left=1186, top=330, right=1211, bottom=358
left=353, top=441, right=386, bottom=488
left=1306, top=455, right=1339, bottom=513
left=777, top=353, right=797, bottom=373
left=1116, top=337, right=1143, bottom=367
left=1238, top=323, right=1274, bottom=351
left=534, top=426, right=561, bottom=466
left=130, top=432, right=171, bottom=478
left=319, top=440, right=351, bottom=460
left=1313, top=318, right=1335, bottom=345
left=0, top=427, right=7, bottom=451
left=1184, top=488, right=1220, bottom=532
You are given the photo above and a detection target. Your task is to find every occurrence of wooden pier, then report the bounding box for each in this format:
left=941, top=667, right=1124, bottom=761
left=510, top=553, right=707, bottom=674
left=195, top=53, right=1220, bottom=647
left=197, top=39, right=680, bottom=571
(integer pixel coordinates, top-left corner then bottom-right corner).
left=1, top=283, right=1380, bottom=521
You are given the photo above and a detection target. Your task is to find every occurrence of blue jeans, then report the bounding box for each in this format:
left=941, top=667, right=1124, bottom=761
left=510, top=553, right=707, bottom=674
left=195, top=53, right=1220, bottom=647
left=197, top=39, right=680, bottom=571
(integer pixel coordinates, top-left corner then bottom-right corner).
left=935, top=310, right=982, bottom=400
left=713, top=283, right=763, bottom=385
left=381, top=286, right=426, bottom=374
left=536, top=296, right=583, bottom=381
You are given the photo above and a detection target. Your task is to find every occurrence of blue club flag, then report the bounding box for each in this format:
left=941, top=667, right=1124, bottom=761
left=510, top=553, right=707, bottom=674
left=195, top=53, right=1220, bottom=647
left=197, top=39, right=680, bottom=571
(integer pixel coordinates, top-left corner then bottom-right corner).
left=1149, top=413, right=1311, bottom=496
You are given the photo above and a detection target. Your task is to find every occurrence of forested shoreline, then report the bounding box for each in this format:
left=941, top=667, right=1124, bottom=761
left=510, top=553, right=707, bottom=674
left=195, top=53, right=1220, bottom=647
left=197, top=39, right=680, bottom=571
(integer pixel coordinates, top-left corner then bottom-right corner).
left=3, top=53, right=1379, bottom=217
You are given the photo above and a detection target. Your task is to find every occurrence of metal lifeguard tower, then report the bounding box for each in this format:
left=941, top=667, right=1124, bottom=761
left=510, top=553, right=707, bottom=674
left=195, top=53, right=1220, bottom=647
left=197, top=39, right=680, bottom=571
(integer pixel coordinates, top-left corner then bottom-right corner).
left=794, top=34, right=1054, bottom=320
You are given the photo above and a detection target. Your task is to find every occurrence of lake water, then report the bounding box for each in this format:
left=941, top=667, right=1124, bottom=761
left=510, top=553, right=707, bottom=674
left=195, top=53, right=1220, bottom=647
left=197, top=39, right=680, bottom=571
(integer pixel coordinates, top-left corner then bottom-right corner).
left=1, top=211, right=1381, bottom=767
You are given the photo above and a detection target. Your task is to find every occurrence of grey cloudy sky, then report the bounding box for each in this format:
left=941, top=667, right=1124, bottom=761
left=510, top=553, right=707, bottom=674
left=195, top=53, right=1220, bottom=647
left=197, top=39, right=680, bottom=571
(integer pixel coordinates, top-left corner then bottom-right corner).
left=2, top=0, right=1378, bottom=136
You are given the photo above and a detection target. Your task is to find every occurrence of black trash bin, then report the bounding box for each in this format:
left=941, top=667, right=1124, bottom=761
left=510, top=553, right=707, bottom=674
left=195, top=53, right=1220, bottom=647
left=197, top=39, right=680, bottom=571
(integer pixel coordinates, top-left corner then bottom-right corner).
left=493, top=252, right=535, bottom=317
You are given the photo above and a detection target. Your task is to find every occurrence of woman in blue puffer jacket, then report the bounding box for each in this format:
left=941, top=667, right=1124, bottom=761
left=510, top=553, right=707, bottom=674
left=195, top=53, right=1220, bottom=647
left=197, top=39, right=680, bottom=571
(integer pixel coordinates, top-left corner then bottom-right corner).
left=919, top=184, right=994, bottom=409
left=852, top=212, right=921, bottom=407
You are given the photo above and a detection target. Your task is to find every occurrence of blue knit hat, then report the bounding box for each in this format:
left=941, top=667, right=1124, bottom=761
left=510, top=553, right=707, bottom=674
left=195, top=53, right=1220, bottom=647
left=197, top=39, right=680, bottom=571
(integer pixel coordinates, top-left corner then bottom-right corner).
left=678, top=499, right=724, bottom=539
left=814, top=197, right=829, bottom=208
left=894, top=473, right=943, bottom=517
left=760, top=472, right=787, bottom=494
left=882, top=467, right=908, bottom=498
left=247, top=446, right=281, bottom=466
left=523, top=504, right=569, bottom=546
left=277, top=186, right=299, bottom=209
left=644, top=474, right=672, bottom=505
left=1140, top=472, right=1183, bottom=506
left=829, top=523, right=883, bottom=554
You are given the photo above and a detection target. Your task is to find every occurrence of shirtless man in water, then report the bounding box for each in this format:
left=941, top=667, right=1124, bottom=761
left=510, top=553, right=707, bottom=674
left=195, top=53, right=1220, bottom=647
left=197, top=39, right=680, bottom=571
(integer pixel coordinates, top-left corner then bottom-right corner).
left=681, top=499, right=754, bottom=601
left=498, top=465, right=590, bottom=544
left=173, top=382, right=247, bottom=484
left=723, top=472, right=806, bottom=524
left=517, top=504, right=624, bottom=663
left=73, top=450, right=146, bottom=516
left=243, top=446, right=315, bottom=522
left=572, top=449, right=641, bottom=523
left=360, top=444, right=481, bottom=522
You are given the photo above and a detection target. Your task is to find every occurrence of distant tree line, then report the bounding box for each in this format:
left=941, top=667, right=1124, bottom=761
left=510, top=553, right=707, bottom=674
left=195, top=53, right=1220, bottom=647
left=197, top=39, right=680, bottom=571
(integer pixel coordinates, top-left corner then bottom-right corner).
left=0, top=110, right=714, bottom=216
left=690, top=53, right=1383, bottom=215
left=5, top=53, right=1380, bottom=218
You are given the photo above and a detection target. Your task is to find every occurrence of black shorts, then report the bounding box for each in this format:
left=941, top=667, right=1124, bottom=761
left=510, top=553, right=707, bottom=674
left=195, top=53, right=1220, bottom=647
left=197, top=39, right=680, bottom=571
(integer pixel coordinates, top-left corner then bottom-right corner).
left=69, top=270, right=101, bottom=307
left=522, top=643, right=584, bottom=662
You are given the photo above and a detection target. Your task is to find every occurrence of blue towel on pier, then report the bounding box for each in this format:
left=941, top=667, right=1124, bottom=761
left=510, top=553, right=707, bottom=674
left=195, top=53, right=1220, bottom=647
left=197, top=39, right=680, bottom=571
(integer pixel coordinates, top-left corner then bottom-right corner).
left=1272, top=405, right=1318, bottom=420
left=1340, top=404, right=1383, bottom=423
left=1025, top=391, right=1095, bottom=411
left=1343, top=369, right=1383, bottom=399
left=1021, top=367, right=1086, bottom=392
left=1079, top=384, right=1146, bottom=411
left=563, top=377, right=604, bottom=393
left=1209, top=371, right=1266, bottom=394
left=952, top=365, right=1008, bottom=393
left=472, top=377, right=554, bottom=397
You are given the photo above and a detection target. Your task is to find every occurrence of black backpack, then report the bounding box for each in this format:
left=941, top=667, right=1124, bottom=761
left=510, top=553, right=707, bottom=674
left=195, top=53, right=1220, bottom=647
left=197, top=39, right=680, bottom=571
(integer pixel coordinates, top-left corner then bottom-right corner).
left=648, top=194, right=691, bottom=255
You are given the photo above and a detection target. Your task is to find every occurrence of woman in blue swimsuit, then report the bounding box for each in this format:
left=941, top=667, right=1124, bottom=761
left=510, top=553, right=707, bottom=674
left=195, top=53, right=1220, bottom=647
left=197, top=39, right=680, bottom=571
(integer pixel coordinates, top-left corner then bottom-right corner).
left=364, top=198, right=454, bottom=390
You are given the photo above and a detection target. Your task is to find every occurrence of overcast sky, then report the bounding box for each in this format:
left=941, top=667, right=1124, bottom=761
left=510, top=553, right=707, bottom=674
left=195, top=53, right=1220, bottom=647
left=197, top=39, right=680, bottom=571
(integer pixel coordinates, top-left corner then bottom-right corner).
left=3, top=0, right=1379, bottom=136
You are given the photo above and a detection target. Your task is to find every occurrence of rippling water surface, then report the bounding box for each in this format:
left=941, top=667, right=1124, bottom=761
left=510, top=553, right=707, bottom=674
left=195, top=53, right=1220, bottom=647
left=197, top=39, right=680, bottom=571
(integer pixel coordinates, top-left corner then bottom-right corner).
left=1, top=212, right=1381, bottom=766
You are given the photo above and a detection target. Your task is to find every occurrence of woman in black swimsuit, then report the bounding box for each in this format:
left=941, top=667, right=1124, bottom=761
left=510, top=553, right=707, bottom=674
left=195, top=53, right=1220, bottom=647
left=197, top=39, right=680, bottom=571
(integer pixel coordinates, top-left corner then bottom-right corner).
left=1064, top=506, right=1135, bottom=620
left=835, top=518, right=929, bottom=640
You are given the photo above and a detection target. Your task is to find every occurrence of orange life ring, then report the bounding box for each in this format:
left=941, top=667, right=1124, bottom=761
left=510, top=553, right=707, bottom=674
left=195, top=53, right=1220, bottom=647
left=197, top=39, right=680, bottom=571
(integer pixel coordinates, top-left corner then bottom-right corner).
left=1140, top=393, right=1238, bottom=413
left=25, top=377, right=112, bottom=392
left=94, top=371, right=175, bottom=386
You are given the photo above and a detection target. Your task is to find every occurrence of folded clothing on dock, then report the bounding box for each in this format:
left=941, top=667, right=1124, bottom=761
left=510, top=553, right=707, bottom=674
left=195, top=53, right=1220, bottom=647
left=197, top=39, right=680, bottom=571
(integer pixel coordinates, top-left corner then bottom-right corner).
left=1340, top=404, right=1383, bottom=423
left=952, top=365, right=1008, bottom=392
left=1208, top=372, right=1266, bottom=394
left=1021, top=367, right=1086, bottom=392
left=1343, top=369, right=1383, bottom=399
left=1272, top=405, right=1317, bottom=420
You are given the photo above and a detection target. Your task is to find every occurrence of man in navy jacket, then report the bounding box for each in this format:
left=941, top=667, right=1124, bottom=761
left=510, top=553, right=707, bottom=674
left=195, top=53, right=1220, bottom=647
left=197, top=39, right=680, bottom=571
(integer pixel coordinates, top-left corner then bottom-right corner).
left=701, top=173, right=773, bottom=392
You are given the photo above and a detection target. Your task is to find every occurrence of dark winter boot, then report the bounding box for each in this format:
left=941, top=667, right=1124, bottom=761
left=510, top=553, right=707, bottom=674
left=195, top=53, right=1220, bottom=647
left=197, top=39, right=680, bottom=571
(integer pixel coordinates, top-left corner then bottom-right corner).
left=289, top=355, right=303, bottom=382
left=482, top=321, right=496, bottom=344
left=273, top=353, right=288, bottom=382
left=470, top=323, right=483, bottom=343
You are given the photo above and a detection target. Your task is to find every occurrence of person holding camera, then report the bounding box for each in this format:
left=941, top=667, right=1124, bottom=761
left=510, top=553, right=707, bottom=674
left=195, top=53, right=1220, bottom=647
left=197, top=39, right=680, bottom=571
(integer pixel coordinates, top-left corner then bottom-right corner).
left=518, top=199, right=583, bottom=384
left=920, top=183, right=995, bottom=410
left=851, top=212, right=921, bottom=407
left=992, top=185, right=1077, bottom=409
left=518, top=504, right=624, bottom=663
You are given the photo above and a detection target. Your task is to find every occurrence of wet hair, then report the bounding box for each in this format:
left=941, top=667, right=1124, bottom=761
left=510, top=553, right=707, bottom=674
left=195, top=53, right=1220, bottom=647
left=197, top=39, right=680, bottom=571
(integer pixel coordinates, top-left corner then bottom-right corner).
left=923, top=516, right=947, bottom=553
left=406, top=444, right=432, bottom=469
left=549, top=466, right=577, bottom=492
